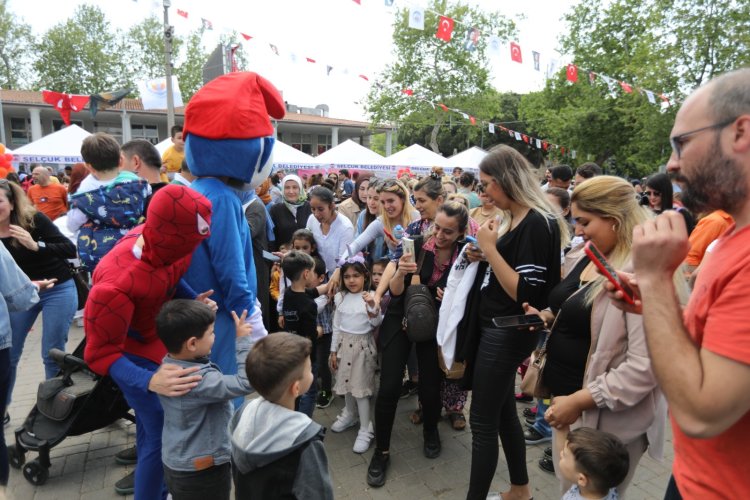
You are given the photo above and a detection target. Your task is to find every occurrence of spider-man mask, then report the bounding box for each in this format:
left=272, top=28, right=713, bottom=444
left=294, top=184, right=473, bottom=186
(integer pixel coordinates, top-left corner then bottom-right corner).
left=141, top=185, right=213, bottom=268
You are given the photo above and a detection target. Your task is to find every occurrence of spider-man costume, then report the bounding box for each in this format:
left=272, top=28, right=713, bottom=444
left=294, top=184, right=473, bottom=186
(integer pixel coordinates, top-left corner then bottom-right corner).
left=182, top=72, right=285, bottom=392
left=84, top=185, right=212, bottom=500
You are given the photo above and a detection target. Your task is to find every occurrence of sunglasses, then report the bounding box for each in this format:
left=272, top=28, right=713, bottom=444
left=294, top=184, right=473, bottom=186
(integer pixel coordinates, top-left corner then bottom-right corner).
left=644, top=190, right=661, bottom=197
left=670, top=117, right=736, bottom=159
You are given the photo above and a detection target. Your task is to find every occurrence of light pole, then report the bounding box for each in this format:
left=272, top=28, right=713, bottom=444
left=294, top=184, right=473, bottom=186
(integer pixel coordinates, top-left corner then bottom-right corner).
left=163, top=0, right=175, bottom=131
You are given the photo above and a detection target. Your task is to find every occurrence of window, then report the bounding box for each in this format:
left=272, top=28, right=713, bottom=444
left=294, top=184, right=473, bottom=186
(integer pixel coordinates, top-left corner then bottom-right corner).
left=291, top=132, right=313, bottom=155
left=94, top=124, right=122, bottom=144
left=131, top=124, right=159, bottom=145
left=317, top=134, right=332, bottom=155
left=52, top=119, right=83, bottom=131
left=10, top=118, right=30, bottom=147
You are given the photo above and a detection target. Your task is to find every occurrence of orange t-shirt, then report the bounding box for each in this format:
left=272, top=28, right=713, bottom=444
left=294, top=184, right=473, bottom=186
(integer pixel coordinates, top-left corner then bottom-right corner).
left=685, top=210, right=733, bottom=266
left=27, top=183, right=69, bottom=221
left=676, top=223, right=750, bottom=497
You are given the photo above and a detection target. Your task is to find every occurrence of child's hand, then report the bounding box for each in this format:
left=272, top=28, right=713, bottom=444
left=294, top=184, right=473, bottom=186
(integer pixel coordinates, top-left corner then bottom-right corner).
left=362, top=291, right=376, bottom=308
left=329, top=352, right=338, bottom=372
left=231, top=310, right=251, bottom=338
left=316, top=325, right=324, bottom=339
left=278, top=316, right=285, bottom=329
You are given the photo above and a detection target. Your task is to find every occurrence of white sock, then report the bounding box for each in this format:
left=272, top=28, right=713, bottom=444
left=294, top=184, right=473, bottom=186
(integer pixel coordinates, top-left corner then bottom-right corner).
left=356, top=396, right=371, bottom=433
left=344, top=393, right=357, bottom=418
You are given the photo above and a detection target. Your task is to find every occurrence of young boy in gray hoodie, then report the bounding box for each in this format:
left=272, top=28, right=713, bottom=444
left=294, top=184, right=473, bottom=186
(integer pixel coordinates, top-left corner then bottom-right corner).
left=156, top=299, right=253, bottom=500
left=230, top=332, right=334, bottom=499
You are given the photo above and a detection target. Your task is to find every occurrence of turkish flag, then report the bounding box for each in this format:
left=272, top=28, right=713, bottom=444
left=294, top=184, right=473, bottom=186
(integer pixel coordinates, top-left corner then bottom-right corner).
left=510, top=42, right=522, bottom=63
left=566, top=64, right=578, bottom=83
left=402, top=89, right=414, bottom=96
left=176, top=9, right=188, bottom=18
left=42, top=90, right=90, bottom=125
left=436, top=16, right=454, bottom=41
left=240, top=33, right=252, bottom=41
left=438, top=103, right=449, bottom=112
left=469, top=116, right=476, bottom=125
left=306, top=57, right=316, bottom=63
left=620, top=81, right=633, bottom=93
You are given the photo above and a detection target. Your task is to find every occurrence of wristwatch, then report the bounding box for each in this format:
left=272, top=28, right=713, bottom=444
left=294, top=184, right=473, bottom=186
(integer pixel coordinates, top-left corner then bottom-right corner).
left=37, top=241, right=46, bottom=249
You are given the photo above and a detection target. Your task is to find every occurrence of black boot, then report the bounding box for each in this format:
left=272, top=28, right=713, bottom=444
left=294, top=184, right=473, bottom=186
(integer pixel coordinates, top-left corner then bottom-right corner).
left=423, top=427, right=441, bottom=459
left=366, top=449, right=390, bottom=487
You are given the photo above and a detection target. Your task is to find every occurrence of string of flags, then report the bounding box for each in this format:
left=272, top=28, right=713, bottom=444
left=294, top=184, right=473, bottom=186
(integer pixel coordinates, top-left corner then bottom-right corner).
left=399, top=89, right=577, bottom=158
left=42, top=88, right=133, bottom=125
left=128, top=0, right=680, bottom=116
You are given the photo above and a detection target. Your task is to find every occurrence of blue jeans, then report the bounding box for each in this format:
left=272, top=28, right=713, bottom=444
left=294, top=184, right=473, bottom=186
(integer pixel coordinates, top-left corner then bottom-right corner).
left=7, top=279, right=77, bottom=405
left=531, top=399, right=551, bottom=438
left=297, top=361, right=318, bottom=417
left=0, top=348, right=10, bottom=486
left=110, top=354, right=167, bottom=500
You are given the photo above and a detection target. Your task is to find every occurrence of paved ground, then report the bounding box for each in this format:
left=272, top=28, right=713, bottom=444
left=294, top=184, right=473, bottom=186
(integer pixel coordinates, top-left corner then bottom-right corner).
left=3, top=321, right=674, bottom=499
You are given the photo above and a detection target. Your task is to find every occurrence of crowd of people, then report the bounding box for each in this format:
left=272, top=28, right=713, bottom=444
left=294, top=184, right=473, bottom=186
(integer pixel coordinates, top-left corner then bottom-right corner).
left=1, top=68, right=750, bottom=500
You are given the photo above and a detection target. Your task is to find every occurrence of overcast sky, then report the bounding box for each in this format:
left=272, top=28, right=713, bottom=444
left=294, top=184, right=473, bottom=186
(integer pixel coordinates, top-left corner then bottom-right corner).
left=9, top=0, right=577, bottom=120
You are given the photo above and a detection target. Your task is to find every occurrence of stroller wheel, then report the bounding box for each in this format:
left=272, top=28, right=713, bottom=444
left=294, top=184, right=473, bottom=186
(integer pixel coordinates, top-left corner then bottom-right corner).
left=23, top=459, right=49, bottom=486
left=8, top=445, right=25, bottom=469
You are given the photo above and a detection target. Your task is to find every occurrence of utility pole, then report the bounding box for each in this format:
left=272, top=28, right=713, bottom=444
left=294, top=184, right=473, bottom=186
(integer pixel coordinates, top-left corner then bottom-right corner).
left=163, top=0, right=175, bottom=131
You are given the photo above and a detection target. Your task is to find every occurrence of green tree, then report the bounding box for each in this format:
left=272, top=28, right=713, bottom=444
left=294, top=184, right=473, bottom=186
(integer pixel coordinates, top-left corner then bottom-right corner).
left=33, top=5, right=129, bottom=94
left=174, top=30, right=207, bottom=102
left=125, top=16, right=183, bottom=82
left=366, top=0, right=515, bottom=154
left=0, top=0, right=35, bottom=89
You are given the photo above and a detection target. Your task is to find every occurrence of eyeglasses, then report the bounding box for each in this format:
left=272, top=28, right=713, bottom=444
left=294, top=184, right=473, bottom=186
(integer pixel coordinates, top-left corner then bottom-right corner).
left=644, top=190, right=661, bottom=197
left=670, top=117, right=736, bottom=159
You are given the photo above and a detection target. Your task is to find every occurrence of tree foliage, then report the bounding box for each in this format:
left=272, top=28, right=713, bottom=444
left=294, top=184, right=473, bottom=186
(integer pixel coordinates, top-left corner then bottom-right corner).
left=174, top=30, right=208, bottom=102
left=125, top=16, right=183, bottom=82
left=33, top=5, right=129, bottom=94
left=365, top=0, right=515, bottom=154
left=518, top=0, right=750, bottom=178
left=0, top=0, right=34, bottom=89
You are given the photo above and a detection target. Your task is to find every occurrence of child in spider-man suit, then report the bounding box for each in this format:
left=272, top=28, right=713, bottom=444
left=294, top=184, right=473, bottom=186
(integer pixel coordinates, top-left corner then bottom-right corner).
left=84, top=185, right=214, bottom=500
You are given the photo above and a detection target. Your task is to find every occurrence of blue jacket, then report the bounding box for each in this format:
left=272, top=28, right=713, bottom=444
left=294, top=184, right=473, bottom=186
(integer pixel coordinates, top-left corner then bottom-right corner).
left=69, top=176, right=149, bottom=270
left=0, top=243, right=39, bottom=350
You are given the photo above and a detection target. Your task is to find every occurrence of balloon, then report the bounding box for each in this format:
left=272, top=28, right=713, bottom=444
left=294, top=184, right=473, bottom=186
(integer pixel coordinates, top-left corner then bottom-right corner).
left=3, top=153, right=11, bottom=162
left=0, top=144, right=5, bottom=154
left=0, top=167, right=9, bottom=179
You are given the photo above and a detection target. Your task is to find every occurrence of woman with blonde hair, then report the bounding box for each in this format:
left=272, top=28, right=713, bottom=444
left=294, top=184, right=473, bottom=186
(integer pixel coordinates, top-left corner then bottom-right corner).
left=458, top=145, right=568, bottom=500
left=525, top=176, right=680, bottom=496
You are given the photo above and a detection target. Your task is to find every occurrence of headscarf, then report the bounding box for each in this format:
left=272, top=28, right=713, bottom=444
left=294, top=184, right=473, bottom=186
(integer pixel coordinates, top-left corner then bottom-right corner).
left=281, top=174, right=307, bottom=214
left=255, top=177, right=272, bottom=205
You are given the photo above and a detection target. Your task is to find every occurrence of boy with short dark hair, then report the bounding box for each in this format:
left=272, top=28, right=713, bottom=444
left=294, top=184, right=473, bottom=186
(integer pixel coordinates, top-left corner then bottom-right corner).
left=559, top=428, right=630, bottom=500
left=280, top=251, right=330, bottom=416
left=68, top=132, right=150, bottom=270
left=162, top=125, right=185, bottom=180
left=156, top=299, right=254, bottom=500
left=230, top=332, right=334, bottom=500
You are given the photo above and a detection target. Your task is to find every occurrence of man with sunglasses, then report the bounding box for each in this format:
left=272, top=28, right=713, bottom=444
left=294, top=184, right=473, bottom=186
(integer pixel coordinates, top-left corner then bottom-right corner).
left=607, top=68, right=750, bottom=499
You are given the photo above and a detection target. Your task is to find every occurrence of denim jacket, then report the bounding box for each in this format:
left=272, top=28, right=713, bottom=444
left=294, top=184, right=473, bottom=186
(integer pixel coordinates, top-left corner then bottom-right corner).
left=0, top=243, right=39, bottom=350
left=158, top=335, right=254, bottom=471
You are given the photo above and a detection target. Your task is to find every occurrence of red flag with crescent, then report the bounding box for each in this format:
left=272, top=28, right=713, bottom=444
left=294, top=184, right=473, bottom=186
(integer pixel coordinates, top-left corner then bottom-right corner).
left=42, top=90, right=90, bottom=126
left=510, top=42, right=522, bottom=63
left=436, top=16, right=454, bottom=41
left=566, top=64, right=579, bottom=83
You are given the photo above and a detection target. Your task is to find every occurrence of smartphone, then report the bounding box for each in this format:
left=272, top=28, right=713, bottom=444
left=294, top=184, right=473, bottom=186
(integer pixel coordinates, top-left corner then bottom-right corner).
left=464, top=235, right=477, bottom=244
left=402, top=237, right=415, bottom=263
left=583, top=241, right=635, bottom=305
left=262, top=250, right=280, bottom=263
left=492, top=314, right=545, bottom=329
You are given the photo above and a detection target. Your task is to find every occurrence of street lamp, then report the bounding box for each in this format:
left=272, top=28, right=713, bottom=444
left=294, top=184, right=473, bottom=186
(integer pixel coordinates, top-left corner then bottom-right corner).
left=163, top=0, right=175, bottom=131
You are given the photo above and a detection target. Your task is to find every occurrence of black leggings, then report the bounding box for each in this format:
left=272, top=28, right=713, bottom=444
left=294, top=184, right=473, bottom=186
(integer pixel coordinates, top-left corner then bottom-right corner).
left=316, top=333, right=332, bottom=392
left=375, top=319, right=441, bottom=451
left=467, top=326, right=537, bottom=500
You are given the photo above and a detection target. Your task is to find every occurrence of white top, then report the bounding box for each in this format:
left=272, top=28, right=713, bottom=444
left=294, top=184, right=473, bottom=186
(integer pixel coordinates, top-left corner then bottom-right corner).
left=342, top=209, right=420, bottom=261
left=306, top=212, right=354, bottom=275
left=330, top=292, right=382, bottom=351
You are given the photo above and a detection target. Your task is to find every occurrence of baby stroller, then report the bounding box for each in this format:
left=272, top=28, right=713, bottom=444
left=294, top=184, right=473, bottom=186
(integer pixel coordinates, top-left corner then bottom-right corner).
left=7, top=340, right=133, bottom=486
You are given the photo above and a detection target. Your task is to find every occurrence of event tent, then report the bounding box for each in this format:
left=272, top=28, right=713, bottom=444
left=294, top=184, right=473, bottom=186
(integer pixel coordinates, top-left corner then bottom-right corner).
left=313, top=139, right=386, bottom=172
left=448, top=146, right=487, bottom=171
left=384, top=144, right=449, bottom=175
left=12, top=124, right=91, bottom=164
left=155, top=137, right=172, bottom=155
left=273, top=140, right=318, bottom=169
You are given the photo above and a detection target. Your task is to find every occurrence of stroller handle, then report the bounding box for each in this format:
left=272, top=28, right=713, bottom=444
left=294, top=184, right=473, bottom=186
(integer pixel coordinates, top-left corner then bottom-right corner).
left=49, top=349, right=88, bottom=371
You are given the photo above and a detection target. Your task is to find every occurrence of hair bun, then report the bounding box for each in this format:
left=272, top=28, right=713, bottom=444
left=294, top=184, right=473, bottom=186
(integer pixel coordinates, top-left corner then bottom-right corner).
left=429, top=171, right=441, bottom=181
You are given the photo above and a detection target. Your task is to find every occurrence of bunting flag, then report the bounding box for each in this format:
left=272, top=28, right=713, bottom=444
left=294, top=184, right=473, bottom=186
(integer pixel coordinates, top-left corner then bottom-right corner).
left=566, top=64, right=578, bottom=83
left=645, top=90, right=656, bottom=104
left=464, top=27, right=480, bottom=52
left=177, top=9, right=188, bottom=18
left=532, top=51, right=540, bottom=71
left=438, top=103, right=449, bottom=112
left=488, top=123, right=495, bottom=134
left=620, top=81, right=633, bottom=93
left=589, top=71, right=596, bottom=84
left=88, top=88, right=132, bottom=118
left=384, top=0, right=395, bottom=6
left=436, top=16, right=454, bottom=41
left=352, top=0, right=361, bottom=4
left=137, top=76, right=183, bottom=110
left=469, top=116, right=476, bottom=125
left=546, top=59, right=560, bottom=79
left=269, top=44, right=279, bottom=56
left=201, top=18, right=213, bottom=30
left=510, top=42, right=522, bottom=63
left=306, top=57, right=316, bottom=63
left=487, top=36, right=502, bottom=58
left=409, top=7, right=425, bottom=30
left=358, top=74, right=369, bottom=81
left=401, top=89, right=414, bottom=96
left=42, top=91, right=90, bottom=125
left=240, top=33, right=252, bottom=41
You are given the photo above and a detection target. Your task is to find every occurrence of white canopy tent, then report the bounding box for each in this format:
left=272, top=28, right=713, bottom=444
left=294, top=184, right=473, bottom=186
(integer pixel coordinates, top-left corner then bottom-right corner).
left=384, top=144, right=449, bottom=176
left=448, top=146, right=487, bottom=171
left=272, top=140, right=319, bottom=170
left=12, top=124, right=91, bottom=164
left=155, top=137, right=172, bottom=156
left=312, top=139, right=387, bottom=174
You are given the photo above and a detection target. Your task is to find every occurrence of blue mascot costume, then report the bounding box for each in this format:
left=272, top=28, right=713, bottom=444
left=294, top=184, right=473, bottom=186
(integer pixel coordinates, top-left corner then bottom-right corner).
left=182, top=72, right=285, bottom=385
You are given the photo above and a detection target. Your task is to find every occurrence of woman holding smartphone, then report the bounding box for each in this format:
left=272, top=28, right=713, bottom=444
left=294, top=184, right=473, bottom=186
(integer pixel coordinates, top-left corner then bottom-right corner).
left=524, top=176, right=683, bottom=496
left=460, top=146, right=568, bottom=500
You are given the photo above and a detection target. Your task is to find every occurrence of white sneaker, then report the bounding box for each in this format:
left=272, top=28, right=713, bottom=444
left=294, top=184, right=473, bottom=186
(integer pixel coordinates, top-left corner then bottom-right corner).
left=353, top=428, right=373, bottom=454
left=331, top=410, right=359, bottom=433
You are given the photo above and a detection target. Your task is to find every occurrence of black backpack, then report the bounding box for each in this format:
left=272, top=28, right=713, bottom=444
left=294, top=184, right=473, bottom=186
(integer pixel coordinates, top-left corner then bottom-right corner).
left=402, top=243, right=437, bottom=343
